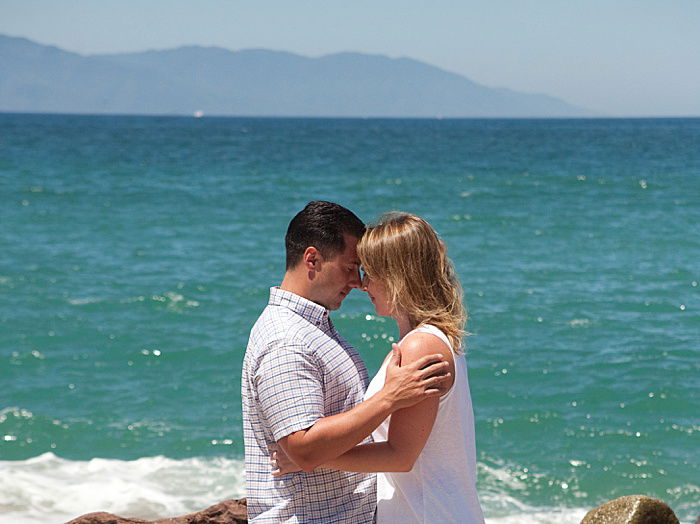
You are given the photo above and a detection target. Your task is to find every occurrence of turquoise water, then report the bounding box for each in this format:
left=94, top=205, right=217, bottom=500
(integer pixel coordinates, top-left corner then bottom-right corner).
left=1, top=114, right=699, bottom=523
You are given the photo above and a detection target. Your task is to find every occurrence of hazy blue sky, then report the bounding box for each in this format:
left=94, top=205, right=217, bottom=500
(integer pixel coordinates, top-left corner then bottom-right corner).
left=2, top=0, right=699, bottom=116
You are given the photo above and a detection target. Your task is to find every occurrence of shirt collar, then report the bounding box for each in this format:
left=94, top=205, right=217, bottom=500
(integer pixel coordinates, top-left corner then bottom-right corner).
left=268, top=286, right=329, bottom=326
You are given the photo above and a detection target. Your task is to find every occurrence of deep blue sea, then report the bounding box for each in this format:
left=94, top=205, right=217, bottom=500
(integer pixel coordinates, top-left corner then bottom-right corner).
left=1, top=114, right=699, bottom=523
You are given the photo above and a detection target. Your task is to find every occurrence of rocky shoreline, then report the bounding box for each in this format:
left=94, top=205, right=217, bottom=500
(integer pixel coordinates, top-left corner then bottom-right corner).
left=66, top=499, right=247, bottom=524
left=67, top=495, right=689, bottom=523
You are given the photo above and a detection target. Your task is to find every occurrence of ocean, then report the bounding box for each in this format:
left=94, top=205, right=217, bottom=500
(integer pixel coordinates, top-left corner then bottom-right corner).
left=1, top=114, right=698, bottom=523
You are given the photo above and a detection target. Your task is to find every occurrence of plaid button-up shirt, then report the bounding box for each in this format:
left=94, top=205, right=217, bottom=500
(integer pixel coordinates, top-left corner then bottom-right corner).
left=242, top=287, right=376, bottom=523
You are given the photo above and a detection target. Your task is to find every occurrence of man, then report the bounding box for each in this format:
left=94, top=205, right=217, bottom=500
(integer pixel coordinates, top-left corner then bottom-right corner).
left=242, top=201, right=448, bottom=523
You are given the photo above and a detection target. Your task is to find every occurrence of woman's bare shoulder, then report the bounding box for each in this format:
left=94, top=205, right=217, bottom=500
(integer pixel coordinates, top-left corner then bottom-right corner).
left=400, top=330, right=456, bottom=395
left=399, top=330, right=452, bottom=363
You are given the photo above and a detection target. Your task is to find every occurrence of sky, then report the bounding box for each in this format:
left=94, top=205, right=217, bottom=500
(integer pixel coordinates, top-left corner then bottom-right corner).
left=2, top=0, right=699, bottom=117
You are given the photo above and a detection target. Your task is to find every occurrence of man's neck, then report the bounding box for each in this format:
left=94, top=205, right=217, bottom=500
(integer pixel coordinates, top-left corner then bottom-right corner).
left=280, top=271, right=312, bottom=302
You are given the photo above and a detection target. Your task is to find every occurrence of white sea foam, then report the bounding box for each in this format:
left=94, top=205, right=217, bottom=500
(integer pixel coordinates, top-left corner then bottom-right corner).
left=485, top=507, right=588, bottom=524
left=0, top=453, right=246, bottom=524
left=480, top=485, right=587, bottom=523
left=67, top=297, right=105, bottom=305
left=2, top=454, right=691, bottom=524
left=478, top=463, right=588, bottom=524
left=0, top=453, right=590, bottom=524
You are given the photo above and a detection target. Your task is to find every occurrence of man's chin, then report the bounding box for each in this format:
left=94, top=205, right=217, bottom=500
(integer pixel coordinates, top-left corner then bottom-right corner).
left=331, top=292, right=351, bottom=310
left=315, top=298, right=340, bottom=311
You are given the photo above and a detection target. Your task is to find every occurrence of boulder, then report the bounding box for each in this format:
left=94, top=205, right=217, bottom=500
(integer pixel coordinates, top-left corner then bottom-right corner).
left=66, top=498, right=247, bottom=524
left=581, top=495, right=679, bottom=524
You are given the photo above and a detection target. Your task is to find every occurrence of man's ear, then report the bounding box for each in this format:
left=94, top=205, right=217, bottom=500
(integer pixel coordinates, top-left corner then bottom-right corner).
left=302, top=246, right=321, bottom=271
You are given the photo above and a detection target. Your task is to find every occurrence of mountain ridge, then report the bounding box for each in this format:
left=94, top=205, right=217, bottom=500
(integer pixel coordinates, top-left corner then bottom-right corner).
left=0, top=34, right=594, bottom=117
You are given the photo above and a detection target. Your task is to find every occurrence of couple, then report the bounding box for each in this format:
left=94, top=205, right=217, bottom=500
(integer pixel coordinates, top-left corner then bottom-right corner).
left=242, top=201, right=484, bottom=523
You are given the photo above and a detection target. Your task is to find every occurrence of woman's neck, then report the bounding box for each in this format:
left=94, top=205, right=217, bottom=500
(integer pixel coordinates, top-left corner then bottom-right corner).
left=395, top=313, right=415, bottom=341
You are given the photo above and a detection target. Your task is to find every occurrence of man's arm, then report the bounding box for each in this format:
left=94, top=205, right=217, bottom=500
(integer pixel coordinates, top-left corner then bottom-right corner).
left=278, top=343, right=449, bottom=471
left=312, top=333, right=453, bottom=472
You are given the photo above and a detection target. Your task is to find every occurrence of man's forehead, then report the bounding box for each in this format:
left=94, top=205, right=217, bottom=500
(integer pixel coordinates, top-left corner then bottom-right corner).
left=338, top=234, right=361, bottom=263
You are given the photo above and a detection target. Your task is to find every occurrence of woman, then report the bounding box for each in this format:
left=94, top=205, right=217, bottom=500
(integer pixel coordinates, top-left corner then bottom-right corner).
left=275, top=212, right=484, bottom=523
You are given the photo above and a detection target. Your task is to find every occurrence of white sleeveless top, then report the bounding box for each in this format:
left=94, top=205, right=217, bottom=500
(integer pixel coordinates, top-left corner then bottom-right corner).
left=364, top=324, right=485, bottom=524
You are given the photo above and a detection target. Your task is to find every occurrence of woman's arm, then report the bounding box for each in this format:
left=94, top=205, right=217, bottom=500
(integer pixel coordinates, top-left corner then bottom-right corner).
left=321, top=389, right=439, bottom=472
left=272, top=332, right=455, bottom=475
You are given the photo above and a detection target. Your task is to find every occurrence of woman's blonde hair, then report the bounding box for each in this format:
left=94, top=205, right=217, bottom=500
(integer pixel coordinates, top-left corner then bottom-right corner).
left=357, top=212, right=467, bottom=353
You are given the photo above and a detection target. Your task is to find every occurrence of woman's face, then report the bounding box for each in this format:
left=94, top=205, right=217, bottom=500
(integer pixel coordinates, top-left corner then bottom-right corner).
left=362, top=271, right=393, bottom=317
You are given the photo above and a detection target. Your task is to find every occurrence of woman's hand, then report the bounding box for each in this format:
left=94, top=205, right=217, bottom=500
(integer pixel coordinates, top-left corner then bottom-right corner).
left=271, top=443, right=303, bottom=476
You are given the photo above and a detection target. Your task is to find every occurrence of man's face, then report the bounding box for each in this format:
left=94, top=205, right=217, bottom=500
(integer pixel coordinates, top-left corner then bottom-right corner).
left=310, top=234, right=362, bottom=311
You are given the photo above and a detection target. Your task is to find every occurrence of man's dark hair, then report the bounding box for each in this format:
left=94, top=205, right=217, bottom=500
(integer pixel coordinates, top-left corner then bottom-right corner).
left=285, top=201, right=365, bottom=270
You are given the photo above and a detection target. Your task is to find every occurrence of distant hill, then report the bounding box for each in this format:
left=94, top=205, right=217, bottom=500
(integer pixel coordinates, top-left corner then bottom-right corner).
left=0, top=35, right=593, bottom=117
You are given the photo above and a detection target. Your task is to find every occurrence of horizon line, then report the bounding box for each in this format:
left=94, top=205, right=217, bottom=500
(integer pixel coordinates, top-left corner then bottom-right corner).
left=3, top=110, right=700, bottom=120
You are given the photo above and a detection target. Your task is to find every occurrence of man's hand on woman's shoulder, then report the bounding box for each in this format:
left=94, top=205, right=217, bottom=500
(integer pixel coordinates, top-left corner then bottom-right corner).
left=382, top=341, right=451, bottom=411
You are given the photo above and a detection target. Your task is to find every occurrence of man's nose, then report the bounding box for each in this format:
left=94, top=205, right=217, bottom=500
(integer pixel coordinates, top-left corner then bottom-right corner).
left=349, top=267, right=362, bottom=288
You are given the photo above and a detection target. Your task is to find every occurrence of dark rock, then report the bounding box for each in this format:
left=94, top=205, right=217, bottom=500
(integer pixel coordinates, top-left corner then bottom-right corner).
left=65, top=513, right=147, bottom=524
left=581, top=495, right=679, bottom=524
left=66, top=498, right=247, bottom=524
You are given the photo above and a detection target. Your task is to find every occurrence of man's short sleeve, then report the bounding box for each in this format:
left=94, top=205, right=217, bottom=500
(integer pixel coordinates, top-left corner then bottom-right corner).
left=254, top=341, right=324, bottom=441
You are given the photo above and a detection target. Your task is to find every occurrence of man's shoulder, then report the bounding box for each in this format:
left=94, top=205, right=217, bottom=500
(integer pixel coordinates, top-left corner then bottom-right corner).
left=250, top=304, right=308, bottom=341
left=246, top=305, right=316, bottom=358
